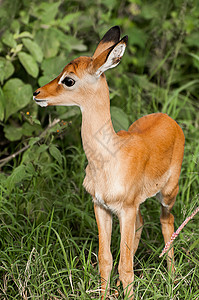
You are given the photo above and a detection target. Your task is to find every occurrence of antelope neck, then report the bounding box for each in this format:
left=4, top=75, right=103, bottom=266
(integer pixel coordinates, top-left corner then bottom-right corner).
left=81, top=87, right=118, bottom=164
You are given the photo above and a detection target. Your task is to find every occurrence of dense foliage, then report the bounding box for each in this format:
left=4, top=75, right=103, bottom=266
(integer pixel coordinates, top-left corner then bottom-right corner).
left=0, top=0, right=198, bottom=299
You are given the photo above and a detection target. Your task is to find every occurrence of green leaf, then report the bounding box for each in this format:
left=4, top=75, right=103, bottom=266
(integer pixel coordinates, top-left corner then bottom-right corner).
left=38, top=75, right=52, bottom=86
left=6, top=165, right=28, bottom=191
left=20, top=10, right=30, bottom=24
left=14, top=31, right=33, bottom=39
left=41, top=55, right=67, bottom=77
left=0, top=87, right=5, bottom=121
left=3, top=78, right=32, bottom=120
left=37, top=144, right=49, bottom=154
left=189, top=53, right=199, bottom=70
left=28, top=137, right=40, bottom=147
left=25, top=162, right=35, bottom=175
left=51, top=28, right=87, bottom=52
left=18, top=52, right=39, bottom=78
left=31, top=116, right=41, bottom=125
left=10, top=20, right=20, bottom=34
left=4, top=125, right=22, bottom=141
left=22, top=38, right=43, bottom=63
left=12, top=43, right=23, bottom=54
left=141, top=3, right=159, bottom=20
left=127, top=27, right=147, bottom=49
left=49, top=144, right=63, bottom=165
left=185, top=33, right=199, bottom=47
left=39, top=54, right=67, bottom=85
left=61, top=12, right=81, bottom=26
left=35, top=28, right=60, bottom=58
left=110, top=106, right=129, bottom=132
left=101, top=0, right=118, bottom=9
left=21, top=122, right=35, bottom=136
left=0, top=57, right=14, bottom=83
left=3, top=58, right=14, bottom=78
left=57, top=106, right=80, bottom=120
left=69, top=36, right=87, bottom=52
left=2, top=30, right=17, bottom=48
left=38, top=2, right=61, bottom=24
left=0, top=173, right=6, bottom=187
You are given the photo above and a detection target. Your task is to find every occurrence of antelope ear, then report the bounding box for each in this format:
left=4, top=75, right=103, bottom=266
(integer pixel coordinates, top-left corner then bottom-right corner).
left=92, top=36, right=128, bottom=77
left=93, top=26, right=120, bottom=59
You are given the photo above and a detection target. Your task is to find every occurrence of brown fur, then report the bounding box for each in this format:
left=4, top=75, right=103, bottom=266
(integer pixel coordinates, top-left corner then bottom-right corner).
left=33, top=27, right=185, bottom=299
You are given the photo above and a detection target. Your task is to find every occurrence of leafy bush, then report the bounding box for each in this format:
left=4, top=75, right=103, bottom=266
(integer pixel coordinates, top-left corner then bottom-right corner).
left=0, top=0, right=198, bottom=299
left=0, top=0, right=199, bottom=145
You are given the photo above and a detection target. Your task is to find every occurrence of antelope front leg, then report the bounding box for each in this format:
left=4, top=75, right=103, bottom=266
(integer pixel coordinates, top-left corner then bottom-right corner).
left=94, top=203, right=113, bottom=299
left=118, top=207, right=137, bottom=299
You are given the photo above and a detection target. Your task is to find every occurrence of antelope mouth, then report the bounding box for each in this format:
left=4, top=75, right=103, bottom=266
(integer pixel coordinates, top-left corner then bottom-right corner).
left=33, top=97, right=48, bottom=107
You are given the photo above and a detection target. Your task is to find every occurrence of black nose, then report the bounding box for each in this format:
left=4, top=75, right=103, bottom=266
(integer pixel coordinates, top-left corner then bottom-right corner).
left=33, top=90, right=40, bottom=96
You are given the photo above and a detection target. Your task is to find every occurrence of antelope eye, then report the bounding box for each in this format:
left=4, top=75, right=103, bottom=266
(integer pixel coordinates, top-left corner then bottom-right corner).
left=62, top=77, right=75, bottom=87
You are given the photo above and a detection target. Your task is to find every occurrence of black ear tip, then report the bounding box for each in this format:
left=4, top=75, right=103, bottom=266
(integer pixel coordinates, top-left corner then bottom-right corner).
left=101, top=26, right=120, bottom=43
left=122, top=35, right=128, bottom=44
left=110, top=25, right=120, bottom=33
left=119, top=35, right=128, bottom=46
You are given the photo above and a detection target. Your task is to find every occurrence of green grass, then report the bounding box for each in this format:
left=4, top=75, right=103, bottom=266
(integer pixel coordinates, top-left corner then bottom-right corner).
left=0, top=122, right=198, bottom=299
left=0, top=1, right=199, bottom=298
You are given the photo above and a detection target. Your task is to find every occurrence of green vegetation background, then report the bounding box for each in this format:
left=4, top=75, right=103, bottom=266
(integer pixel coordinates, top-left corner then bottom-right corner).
left=0, top=0, right=198, bottom=299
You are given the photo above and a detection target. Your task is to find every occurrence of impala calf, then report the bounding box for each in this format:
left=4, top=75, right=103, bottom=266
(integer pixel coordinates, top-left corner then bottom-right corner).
left=33, top=26, right=185, bottom=299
